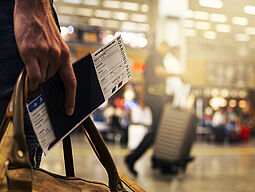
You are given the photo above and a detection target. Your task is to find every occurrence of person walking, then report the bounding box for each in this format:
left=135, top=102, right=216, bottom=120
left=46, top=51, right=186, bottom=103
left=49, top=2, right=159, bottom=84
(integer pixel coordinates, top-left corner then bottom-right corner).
left=125, top=41, right=182, bottom=176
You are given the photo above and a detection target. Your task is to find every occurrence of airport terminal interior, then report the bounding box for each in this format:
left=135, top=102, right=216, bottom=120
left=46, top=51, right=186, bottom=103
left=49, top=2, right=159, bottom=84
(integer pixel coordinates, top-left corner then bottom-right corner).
left=41, top=134, right=255, bottom=192
left=11, top=0, right=255, bottom=191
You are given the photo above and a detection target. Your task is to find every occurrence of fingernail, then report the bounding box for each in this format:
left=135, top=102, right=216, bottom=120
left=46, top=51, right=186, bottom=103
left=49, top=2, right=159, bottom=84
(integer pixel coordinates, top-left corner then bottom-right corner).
left=66, top=108, right=74, bottom=116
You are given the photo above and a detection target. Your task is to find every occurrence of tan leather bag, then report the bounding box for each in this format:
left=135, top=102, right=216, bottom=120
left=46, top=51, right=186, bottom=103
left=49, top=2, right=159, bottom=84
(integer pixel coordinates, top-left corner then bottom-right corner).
left=0, top=70, right=145, bottom=192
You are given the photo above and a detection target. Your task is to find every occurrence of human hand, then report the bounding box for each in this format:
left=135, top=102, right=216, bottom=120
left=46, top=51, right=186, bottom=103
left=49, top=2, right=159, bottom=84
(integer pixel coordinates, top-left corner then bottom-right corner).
left=14, top=0, right=76, bottom=115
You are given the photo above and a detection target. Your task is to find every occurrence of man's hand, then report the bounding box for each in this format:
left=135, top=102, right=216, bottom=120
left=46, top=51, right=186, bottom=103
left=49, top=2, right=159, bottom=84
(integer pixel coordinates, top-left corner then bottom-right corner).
left=14, top=0, right=76, bottom=115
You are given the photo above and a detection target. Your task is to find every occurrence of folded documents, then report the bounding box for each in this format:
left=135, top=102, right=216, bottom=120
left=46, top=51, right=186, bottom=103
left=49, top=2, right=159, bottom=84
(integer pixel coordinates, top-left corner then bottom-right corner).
left=26, top=35, right=131, bottom=153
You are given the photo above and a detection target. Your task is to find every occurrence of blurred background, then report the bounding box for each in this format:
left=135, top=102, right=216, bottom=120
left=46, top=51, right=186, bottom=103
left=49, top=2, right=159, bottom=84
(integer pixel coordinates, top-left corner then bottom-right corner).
left=41, top=0, right=255, bottom=191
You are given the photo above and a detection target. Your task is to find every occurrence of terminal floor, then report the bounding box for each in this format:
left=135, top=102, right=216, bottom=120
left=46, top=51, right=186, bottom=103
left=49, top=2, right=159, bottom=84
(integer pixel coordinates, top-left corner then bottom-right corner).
left=41, top=134, right=255, bottom=192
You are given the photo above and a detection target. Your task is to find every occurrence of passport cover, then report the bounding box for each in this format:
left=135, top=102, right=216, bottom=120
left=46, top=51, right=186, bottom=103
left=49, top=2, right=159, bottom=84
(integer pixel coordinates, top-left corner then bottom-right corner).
left=40, top=53, right=105, bottom=144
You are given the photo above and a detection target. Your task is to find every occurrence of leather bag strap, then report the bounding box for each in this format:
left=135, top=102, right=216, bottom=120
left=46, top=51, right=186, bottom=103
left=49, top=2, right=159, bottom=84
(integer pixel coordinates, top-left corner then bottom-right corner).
left=0, top=116, right=10, bottom=143
left=81, top=119, right=126, bottom=192
left=62, top=135, right=75, bottom=177
left=2, top=69, right=33, bottom=191
left=118, top=172, right=145, bottom=192
left=81, top=118, right=145, bottom=192
left=9, top=69, right=31, bottom=169
left=0, top=117, right=13, bottom=184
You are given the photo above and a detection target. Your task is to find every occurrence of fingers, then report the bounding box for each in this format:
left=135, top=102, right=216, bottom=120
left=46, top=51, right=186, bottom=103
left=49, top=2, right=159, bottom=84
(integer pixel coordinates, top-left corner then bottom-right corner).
left=47, top=45, right=61, bottom=79
left=37, top=43, right=61, bottom=82
left=24, top=45, right=76, bottom=116
left=59, top=65, right=77, bottom=116
left=21, top=42, right=49, bottom=89
left=38, top=58, right=48, bottom=83
left=37, top=43, right=49, bottom=82
left=25, top=57, right=41, bottom=91
left=58, top=46, right=77, bottom=116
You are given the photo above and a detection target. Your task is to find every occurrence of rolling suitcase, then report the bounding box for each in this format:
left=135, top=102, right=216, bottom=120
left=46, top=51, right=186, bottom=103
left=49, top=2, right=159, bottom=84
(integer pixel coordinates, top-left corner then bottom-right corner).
left=152, top=102, right=196, bottom=174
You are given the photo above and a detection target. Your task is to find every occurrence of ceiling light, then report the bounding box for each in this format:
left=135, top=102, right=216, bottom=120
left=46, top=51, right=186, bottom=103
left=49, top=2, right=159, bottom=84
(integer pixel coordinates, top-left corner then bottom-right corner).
left=137, top=23, right=150, bottom=32
left=185, top=10, right=194, bottom=19
left=121, top=22, right=138, bottom=31
left=114, top=32, right=148, bottom=48
left=196, top=21, right=211, bottom=30
left=193, top=90, right=202, bottom=97
left=203, top=88, right=211, bottom=97
left=244, top=5, right=255, bottom=15
left=124, top=89, right=135, bottom=101
left=230, top=90, right=238, bottom=98
left=239, top=100, right=247, bottom=109
left=121, top=2, right=139, bottom=11
left=77, top=8, right=93, bottom=17
left=220, top=89, right=229, bottom=97
left=89, top=18, right=104, bottom=27
left=141, top=4, right=149, bottom=12
left=229, top=99, right=237, bottom=107
left=113, top=12, right=128, bottom=20
left=58, top=6, right=75, bottom=14
left=184, top=20, right=195, bottom=28
left=94, top=10, right=112, bottom=19
left=235, top=33, right=250, bottom=42
left=216, top=24, right=231, bottom=33
left=245, top=27, right=255, bottom=35
left=211, top=88, right=219, bottom=96
left=103, top=1, right=120, bottom=9
left=83, top=0, right=100, bottom=6
left=209, top=97, right=227, bottom=110
left=194, top=11, right=209, bottom=20
left=58, top=15, right=72, bottom=23
left=239, top=90, right=247, bottom=98
left=185, top=29, right=196, bottom=37
left=63, top=0, right=81, bottom=4
left=199, top=0, right=223, bottom=9
left=232, top=16, right=248, bottom=26
left=67, top=26, right=74, bottom=34
left=104, top=20, right=119, bottom=29
left=131, top=14, right=147, bottom=23
left=204, top=31, right=217, bottom=39
left=210, top=13, right=227, bottom=23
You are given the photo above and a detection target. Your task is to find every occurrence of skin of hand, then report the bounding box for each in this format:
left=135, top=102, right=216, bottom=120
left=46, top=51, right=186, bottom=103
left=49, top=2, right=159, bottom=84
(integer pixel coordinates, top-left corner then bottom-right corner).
left=14, top=0, right=77, bottom=116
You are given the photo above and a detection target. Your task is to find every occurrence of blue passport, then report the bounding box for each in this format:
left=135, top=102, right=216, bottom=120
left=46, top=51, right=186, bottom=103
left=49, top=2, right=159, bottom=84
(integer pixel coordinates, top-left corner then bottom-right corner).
left=40, top=53, right=105, bottom=145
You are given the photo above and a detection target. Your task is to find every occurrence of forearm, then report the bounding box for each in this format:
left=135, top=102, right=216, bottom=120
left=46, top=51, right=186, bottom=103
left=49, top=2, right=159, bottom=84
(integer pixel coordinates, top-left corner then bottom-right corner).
left=15, top=0, right=50, bottom=9
left=15, top=0, right=51, bottom=20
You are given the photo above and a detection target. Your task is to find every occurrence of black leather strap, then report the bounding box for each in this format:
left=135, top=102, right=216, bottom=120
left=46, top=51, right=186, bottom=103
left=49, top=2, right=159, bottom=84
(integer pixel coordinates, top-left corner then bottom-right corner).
left=62, top=135, right=75, bottom=177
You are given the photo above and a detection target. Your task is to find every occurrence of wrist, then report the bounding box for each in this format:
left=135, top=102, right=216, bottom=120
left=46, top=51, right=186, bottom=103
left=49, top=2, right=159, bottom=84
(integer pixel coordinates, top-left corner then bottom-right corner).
left=15, top=0, right=50, bottom=11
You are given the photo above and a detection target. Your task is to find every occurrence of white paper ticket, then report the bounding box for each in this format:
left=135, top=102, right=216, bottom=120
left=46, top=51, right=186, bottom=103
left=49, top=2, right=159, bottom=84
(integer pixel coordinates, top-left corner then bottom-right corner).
left=26, top=35, right=131, bottom=153
left=92, top=35, right=131, bottom=100
left=26, top=95, right=56, bottom=154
